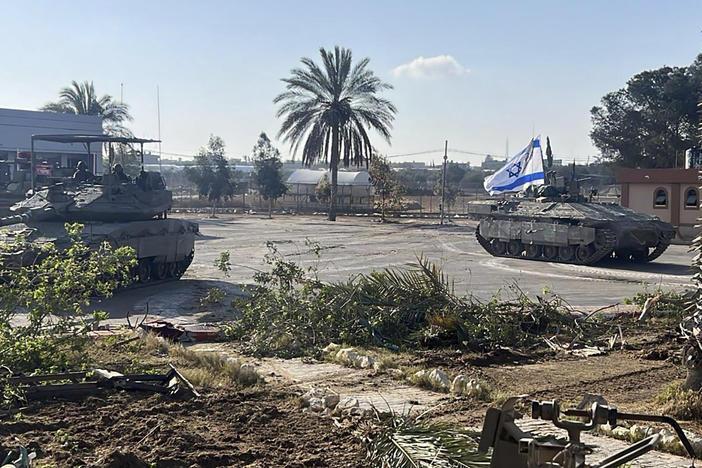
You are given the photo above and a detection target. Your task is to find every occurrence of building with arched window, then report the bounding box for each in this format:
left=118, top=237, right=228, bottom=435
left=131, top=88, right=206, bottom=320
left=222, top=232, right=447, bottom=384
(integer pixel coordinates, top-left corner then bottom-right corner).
left=617, top=168, right=699, bottom=241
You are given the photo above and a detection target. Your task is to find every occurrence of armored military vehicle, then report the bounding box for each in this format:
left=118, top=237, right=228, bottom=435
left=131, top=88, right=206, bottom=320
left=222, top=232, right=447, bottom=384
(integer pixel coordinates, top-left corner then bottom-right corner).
left=469, top=174, right=676, bottom=265
left=0, top=134, right=198, bottom=283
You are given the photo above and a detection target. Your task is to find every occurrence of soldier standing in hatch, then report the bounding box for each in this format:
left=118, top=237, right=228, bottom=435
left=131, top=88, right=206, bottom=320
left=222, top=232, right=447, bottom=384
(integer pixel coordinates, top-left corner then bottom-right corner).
left=111, top=163, right=131, bottom=183
left=72, top=161, right=93, bottom=183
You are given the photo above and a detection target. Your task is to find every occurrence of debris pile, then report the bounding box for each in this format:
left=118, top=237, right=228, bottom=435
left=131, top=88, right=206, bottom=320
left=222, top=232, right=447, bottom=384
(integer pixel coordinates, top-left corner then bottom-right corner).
left=1, top=445, right=36, bottom=468
left=299, top=387, right=370, bottom=418
left=8, top=364, right=199, bottom=401
left=228, top=249, right=633, bottom=358
left=140, top=319, right=222, bottom=342
left=322, top=343, right=381, bottom=370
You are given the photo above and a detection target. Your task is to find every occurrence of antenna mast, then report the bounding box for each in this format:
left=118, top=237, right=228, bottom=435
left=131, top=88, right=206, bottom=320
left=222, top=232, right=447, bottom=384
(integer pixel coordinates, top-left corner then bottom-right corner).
left=157, top=85, right=162, bottom=172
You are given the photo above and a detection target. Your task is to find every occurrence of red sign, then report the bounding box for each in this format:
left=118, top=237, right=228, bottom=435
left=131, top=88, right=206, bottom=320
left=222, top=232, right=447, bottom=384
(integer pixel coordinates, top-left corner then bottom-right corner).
left=35, top=164, right=52, bottom=176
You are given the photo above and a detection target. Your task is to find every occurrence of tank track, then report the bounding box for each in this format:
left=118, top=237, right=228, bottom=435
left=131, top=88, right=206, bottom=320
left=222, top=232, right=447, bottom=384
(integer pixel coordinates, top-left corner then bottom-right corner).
left=134, top=251, right=194, bottom=284
left=475, top=227, right=616, bottom=266
left=645, top=242, right=670, bottom=262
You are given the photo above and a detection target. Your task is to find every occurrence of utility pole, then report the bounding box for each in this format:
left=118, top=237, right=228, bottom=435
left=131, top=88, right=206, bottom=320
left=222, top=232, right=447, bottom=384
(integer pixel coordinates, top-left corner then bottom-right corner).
left=440, top=140, right=448, bottom=225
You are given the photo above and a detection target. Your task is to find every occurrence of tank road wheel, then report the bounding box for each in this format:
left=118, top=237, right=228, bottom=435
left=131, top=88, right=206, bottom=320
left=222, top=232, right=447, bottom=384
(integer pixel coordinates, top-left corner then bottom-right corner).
left=524, top=244, right=542, bottom=259
left=615, top=249, right=632, bottom=262
left=543, top=245, right=558, bottom=261
left=506, top=240, right=523, bottom=257
left=136, top=259, right=152, bottom=283
left=558, top=245, right=575, bottom=262
left=153, top=262, right=169, bottom=280
left=575, top=244, right=595, bottom=264
left=631, top=249, right=649, bottom=263
left=490, top=239, right=507, bottom=256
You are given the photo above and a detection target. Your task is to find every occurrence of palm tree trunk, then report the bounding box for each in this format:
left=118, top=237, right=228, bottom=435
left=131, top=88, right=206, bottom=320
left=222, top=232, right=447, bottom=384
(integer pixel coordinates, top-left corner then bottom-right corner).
left=329, top=125, right=340, bottom=221
left=381, top=193, right=386, bottom=222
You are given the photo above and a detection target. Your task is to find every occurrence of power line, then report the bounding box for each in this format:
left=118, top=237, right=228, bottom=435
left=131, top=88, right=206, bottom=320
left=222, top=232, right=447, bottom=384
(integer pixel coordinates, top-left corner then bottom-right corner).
left=386, top=149, right=444, bottom=158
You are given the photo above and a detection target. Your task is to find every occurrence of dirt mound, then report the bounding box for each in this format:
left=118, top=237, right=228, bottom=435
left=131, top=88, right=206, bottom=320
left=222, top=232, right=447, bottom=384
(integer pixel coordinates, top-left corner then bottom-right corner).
left=0, top=388, right=368, bottom=467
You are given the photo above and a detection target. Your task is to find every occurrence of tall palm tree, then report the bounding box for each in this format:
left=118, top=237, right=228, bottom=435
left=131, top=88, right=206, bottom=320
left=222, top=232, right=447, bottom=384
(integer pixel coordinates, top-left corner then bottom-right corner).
left=42, top=80, right=132, bottom=136
left=274, top=46, right=396, bottom=221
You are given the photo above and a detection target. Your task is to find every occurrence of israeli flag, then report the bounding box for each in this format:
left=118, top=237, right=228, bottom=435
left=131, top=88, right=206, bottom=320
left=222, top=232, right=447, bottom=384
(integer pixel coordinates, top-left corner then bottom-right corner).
left=483, top=138, right=545, bottom=195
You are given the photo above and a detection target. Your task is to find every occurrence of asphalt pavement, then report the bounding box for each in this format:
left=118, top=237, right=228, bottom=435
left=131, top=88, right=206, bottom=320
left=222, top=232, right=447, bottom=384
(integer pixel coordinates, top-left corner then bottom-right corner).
left=93, top=212, right=695, bottom=324
left=187, top=214, right=693, bottom=307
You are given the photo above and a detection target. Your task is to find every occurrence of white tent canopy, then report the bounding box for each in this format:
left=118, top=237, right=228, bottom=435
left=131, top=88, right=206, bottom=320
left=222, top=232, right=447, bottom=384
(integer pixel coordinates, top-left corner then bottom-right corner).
left=286, top=169, right=370, bottom=186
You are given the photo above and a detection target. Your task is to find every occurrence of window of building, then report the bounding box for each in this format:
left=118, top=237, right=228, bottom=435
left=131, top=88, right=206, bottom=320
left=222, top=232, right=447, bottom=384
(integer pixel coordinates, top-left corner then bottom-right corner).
left=685, top=187, right=699, bottom=208
left=653, top=187, right=668, bottom=208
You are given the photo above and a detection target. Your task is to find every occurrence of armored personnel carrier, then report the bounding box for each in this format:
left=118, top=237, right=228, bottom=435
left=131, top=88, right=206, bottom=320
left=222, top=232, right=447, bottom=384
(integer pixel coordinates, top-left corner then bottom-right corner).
left=469, top=174, right=676, bottom=265
left=0, top=134, right=198, bottom=283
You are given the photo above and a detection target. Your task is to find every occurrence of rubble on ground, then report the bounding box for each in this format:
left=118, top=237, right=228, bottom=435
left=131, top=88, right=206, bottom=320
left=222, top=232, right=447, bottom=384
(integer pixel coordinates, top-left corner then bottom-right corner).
left=322, top=344, right=381, bottom=370
left=299, top=387, right=370, bottom=419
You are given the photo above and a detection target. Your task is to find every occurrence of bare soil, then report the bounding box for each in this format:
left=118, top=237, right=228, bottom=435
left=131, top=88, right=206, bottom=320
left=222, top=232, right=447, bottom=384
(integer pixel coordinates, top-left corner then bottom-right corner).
left=0, top=388, right=368, bottom=468
left=1, top=318, right=692, bottom=467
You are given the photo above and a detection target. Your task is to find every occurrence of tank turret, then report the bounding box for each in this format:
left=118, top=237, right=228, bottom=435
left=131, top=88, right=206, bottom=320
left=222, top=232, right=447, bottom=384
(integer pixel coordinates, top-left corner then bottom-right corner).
left=0, top=134, right=198, bottom=283
left=8, top=172, right=171, bottom=223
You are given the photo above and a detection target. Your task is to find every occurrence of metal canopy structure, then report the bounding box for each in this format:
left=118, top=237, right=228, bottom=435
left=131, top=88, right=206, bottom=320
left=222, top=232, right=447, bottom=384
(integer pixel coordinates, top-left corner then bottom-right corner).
left=30, top=134, right=161, bottom=189
left=31, top=134, right=160, bottom=145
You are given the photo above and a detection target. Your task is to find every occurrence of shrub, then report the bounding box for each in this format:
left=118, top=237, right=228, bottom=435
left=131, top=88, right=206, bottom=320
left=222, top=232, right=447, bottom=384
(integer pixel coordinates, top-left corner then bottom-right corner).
left=225, top=243, right=581, bottom=357
left=0, top=223, right=135, bottom=374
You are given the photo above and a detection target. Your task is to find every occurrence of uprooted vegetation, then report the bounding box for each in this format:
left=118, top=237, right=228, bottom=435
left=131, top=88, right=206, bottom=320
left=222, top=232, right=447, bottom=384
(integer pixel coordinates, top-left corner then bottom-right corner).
left=656, top=382, right=702, bottom=420
left=623, top=285, right=689, bottom=318
left=223, top=242, right=631, bottom=358
left=363, top=410, right=489, bottom=467
left=0, top=223, right=136, bottom=374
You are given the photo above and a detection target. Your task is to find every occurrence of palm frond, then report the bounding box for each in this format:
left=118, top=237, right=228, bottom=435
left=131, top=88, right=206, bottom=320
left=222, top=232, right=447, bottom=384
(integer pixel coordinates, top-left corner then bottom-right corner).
left=41, top=80, right=132, bottom=135
left=364, top=415, right=490, bottom=468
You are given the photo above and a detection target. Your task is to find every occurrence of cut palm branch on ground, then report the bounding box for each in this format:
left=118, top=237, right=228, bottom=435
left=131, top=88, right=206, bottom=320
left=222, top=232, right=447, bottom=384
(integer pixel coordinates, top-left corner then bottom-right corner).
left=226, top=247, right=626, bottom=357
left=363, top=411, right=490, bottom=467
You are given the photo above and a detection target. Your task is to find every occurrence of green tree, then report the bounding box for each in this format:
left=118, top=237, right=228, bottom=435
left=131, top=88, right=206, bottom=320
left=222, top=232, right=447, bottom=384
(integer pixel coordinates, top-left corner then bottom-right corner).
left=434, top=163, right=467, bottom=211
left=251, top=132, right=288, bottom=218
left=41, top=80, right=132, bottom=137
left=369, top=154, right=404, bottom=221
left=0, top=223, right=135, bottom=373
left=315, top=173, right=331, bottom=204
left=274, top=46, right=396, bottom=221
left=396, top=168, right=437, bottom=195
left=590, top=55, right=702, bottom=168
left=185, top=135, right=236, bottom=217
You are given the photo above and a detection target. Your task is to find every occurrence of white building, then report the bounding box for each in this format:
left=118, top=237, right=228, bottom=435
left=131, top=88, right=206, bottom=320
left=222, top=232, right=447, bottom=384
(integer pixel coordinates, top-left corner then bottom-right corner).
left=0, top=107, right=103, bottom=184
left=286, top=168, right=372, bottom=206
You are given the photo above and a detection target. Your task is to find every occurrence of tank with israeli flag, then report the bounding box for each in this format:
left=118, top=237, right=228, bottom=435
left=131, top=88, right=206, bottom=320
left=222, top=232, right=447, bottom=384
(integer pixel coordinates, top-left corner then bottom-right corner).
left=468, top=135, right=676, bottom=267
left=483, top=137, right=545, bottom=195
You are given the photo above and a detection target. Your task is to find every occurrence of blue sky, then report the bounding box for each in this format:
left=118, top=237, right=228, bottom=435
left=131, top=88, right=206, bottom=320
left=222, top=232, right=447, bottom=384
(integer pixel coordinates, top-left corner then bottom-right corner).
left=1, top=0, right=701, bottom=165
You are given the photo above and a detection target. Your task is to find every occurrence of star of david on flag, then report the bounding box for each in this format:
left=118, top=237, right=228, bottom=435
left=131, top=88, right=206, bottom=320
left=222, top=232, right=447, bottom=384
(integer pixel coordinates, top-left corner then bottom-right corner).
left=483, top=137, right=545, bottom=195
